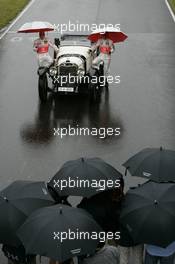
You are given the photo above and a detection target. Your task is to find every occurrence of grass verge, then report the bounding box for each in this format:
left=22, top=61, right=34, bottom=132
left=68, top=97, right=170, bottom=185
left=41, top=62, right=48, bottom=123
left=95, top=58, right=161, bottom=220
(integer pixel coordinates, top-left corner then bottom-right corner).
left=168, top=0, right=175, bottom=14
left=0, top=0, right=30, bottom=30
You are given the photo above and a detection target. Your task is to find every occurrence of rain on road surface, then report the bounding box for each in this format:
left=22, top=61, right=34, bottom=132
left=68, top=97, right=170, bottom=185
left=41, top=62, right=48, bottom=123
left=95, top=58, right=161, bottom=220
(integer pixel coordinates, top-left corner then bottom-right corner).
left=0, top=0, right=175, bottom=262
left=0, top=0, right=175, bottom=197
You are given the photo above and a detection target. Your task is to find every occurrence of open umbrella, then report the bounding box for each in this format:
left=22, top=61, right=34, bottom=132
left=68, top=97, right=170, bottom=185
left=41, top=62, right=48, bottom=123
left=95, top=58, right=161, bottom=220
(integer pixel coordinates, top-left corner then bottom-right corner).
left=78, top=189, right=122, bottom=233
left=120, top=181, right=175, bottom=247
left=17, top=204, right=102, bottom=262
left=48, top=157, right=123, bottom=198
left=123, top=147, right=175, bottom=182
left=18, top=21, right=55, bottom=33
left=88, top=27, right=128, bottom=43
left=0, top=180, right=54, bottom=246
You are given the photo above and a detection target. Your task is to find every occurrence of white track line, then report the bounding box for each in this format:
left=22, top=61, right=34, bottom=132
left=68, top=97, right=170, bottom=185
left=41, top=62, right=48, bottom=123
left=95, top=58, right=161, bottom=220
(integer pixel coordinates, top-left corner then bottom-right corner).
left=0, top=0, right=36, bottom=40
left=165, top=0, right=175, bottom=22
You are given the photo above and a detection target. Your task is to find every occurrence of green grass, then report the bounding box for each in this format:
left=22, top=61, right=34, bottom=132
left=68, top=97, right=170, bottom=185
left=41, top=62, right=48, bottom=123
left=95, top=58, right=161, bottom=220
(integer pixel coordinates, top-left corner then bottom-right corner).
left=0, top=0, right=29, bottom=29
left=168, top=0, right=175, bottom=13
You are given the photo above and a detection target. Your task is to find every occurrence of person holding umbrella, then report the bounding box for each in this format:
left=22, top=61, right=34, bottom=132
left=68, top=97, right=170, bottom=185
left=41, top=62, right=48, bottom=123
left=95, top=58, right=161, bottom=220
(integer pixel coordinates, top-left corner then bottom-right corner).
left=78, top=179, right=124, bottom=235
left=0, top=180, right=55, bottom=264
left=123, top=147, right=175, bottom=183
left=18, top=21, right=59, bottom=67
left=47, top=157, right=123, bottom=198
left=17, top=204, right=102, bottom=263
left=33, top=31, right=59, bottom=67
left=144, top=242, right=175, bottom=264
left=88, top=28, right=127, bottom=76
left=118, top=224, right=144, bottom=264
left=91, top=32, right=115, bottom=76
left=119, top=181, right=175, bottom=263
left=80, top=241, right=119, bottom=264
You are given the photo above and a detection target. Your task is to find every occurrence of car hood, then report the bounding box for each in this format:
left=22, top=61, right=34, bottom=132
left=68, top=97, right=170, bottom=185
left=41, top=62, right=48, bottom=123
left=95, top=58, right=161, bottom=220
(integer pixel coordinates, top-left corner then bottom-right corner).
left=58, top=56, right=83, bottom=68
left=58, top=45, right=90, bottom=59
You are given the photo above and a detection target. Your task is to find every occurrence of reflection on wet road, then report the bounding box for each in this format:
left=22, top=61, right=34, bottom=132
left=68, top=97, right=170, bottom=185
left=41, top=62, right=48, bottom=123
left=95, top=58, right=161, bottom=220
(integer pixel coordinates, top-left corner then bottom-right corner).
left=20, top=91, right=123, bottom=146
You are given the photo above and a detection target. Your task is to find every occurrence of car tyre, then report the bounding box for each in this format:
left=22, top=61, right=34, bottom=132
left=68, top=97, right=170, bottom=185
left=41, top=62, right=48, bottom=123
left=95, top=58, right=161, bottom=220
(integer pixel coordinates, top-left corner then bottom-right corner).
left=38, top=74, right=48, bottom=102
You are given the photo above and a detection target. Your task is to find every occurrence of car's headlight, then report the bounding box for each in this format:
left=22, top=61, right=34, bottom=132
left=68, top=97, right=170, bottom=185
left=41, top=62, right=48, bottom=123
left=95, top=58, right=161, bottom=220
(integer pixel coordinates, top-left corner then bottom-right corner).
left=77, top=68, right=85, bottom=76
left=49, top=67, right=57, bottom=76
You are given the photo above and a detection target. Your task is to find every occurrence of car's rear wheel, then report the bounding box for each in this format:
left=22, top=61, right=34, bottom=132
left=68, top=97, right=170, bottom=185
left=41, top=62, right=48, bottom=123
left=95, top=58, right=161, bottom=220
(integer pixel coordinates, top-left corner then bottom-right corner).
left=38, top=74, right=48, bottom=102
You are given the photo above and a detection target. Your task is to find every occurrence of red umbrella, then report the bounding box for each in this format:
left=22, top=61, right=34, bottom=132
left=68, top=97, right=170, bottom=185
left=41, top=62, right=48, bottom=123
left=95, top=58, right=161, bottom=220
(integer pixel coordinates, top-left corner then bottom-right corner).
left=18, top=21, right=55, bottom=33
left=88, top=27, right=128, bottom=43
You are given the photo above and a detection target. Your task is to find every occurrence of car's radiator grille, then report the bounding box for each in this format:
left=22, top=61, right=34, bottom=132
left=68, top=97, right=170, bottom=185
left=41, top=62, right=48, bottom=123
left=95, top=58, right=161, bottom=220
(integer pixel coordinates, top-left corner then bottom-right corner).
left=59, top=64, right=78, bottom=76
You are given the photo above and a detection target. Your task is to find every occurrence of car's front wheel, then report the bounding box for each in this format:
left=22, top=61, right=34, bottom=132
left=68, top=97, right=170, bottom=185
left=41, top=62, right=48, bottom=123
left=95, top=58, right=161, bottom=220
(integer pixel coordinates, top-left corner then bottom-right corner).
left=38, top=74, right=48, bottom=102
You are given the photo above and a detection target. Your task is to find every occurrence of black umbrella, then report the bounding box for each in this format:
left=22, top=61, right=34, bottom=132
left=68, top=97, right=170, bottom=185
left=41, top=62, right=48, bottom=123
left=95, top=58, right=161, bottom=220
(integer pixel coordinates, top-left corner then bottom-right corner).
left=48, top=157, right=123, bottom=198
left=123, top=147, right=175, bottom=182
left=0, top=180, right=54, bottom=246
left=17, top=204, right=102, bottom=262
left=78, top=188, right=123, bottom=233
left=120, top=181, right=175, bottom=247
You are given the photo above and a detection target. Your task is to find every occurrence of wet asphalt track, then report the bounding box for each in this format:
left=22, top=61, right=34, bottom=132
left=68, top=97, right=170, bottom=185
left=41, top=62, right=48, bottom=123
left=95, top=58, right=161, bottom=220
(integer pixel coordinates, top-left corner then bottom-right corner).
left=0, top=0, right=175, bottom=189
left=0, top=0, right=175, bottom=261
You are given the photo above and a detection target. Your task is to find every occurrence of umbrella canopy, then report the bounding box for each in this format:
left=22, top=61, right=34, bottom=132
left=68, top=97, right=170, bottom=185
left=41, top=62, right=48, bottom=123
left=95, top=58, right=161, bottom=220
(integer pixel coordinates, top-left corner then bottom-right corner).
left=0, top=180, right=54, bottom=246
left=78, top=189, right=122, bottom=233
left=120, top=181, right=175, bottom=247
left=18, top=21, right=55, bottom=33
left=48, top=157, right=123, bottom=198
left=123, top=147, right=175, bottom=182
left=88, top=27, right=128, bottom=43
left=17, top=204, right=102, bottom=262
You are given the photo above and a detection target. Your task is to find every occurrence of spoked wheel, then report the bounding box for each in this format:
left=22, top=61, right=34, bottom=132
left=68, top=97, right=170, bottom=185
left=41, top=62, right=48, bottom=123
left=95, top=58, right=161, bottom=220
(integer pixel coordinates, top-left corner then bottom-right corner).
left=38, top=74, right=48, bottom=102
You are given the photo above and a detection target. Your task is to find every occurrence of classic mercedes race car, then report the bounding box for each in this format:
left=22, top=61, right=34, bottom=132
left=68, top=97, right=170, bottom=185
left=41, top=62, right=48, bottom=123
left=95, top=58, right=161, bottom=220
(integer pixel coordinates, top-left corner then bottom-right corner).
left=38, top=34, right=105, bottom=102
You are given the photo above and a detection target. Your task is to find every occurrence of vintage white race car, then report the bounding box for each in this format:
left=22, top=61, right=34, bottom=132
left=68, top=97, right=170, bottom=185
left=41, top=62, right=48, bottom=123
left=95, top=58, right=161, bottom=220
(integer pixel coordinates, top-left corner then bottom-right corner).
left=38, top=34, right=105, bottom=102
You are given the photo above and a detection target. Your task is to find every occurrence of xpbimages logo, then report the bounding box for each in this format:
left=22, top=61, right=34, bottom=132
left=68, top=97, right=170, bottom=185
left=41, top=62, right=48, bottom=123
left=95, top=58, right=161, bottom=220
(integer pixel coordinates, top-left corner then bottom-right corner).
left=53, top=229, right=121, bottom=243
left=53, top=177, right=121, bottom=191
left=53, top=21, right=121, bottom=33
left=53, top=74, right=121, bottom=86
left=53, top=125, right=121, bottom=139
